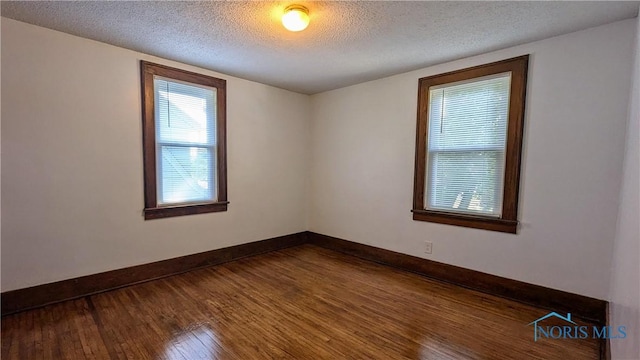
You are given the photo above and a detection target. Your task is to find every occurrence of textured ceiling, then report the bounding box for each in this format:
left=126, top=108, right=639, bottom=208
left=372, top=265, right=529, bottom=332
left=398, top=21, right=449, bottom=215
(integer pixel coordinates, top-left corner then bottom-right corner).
left=2, top=1, right=639, bottom=94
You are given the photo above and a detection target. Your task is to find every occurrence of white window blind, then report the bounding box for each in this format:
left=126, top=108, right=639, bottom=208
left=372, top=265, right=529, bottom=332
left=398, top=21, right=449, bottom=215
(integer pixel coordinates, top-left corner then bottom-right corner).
left=154, top=77, right=217, bottom=205
left=426, top=72, right=511, bottom=217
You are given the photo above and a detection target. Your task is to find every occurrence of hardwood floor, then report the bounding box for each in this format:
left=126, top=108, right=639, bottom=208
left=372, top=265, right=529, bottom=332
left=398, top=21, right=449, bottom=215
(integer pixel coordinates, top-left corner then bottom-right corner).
left=1, top=245, right=600, bottom=359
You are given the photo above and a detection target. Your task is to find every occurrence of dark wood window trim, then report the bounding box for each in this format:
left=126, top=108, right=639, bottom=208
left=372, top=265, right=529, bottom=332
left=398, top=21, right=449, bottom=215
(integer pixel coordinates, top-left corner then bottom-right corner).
left=412, top=55, right=529, bottom=233
left=140, top=61, right=228, bottom=220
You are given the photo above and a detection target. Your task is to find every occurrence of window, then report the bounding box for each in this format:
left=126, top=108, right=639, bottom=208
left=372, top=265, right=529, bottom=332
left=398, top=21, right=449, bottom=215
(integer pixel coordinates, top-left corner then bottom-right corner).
left=412, top=56, right=528, bottom=233
left=140, top=61, right=227, bottom=219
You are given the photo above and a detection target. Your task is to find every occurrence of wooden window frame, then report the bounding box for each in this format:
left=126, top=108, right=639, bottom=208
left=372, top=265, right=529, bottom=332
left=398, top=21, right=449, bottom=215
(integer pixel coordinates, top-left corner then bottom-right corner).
left=412, top=55, right=529, bottom=233
left=140, top=61, right=228, bottom=220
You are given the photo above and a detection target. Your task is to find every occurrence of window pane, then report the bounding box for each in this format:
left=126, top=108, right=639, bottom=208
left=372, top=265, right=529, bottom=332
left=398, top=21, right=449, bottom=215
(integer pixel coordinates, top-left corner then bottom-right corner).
left=158, top=146, right=216, bottom=205
left=426, top=73, right=511, bottom=217
left=427, top=150, right=504, bottom=217
left=155, top=78, right=216, bottom=145
left=428, top=73, right=510, bottom=152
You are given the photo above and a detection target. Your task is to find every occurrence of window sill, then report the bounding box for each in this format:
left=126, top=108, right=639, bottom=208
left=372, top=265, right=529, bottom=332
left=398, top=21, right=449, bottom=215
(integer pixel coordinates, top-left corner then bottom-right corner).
left=144, top=202, right=229, bottom=220
left=411, top=209, right=518, bottom=234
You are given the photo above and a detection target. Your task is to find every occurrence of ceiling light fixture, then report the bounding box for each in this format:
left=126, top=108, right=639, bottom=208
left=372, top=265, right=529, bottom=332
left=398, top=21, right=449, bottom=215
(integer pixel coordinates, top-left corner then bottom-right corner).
left=282, top=5, right=309, bottom=32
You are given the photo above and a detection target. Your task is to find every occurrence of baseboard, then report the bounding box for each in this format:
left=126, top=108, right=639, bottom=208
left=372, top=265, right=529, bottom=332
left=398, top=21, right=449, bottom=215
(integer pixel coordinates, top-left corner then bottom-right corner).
left=1, top=232, right=308, bottom=316
left=307, top=232, right=607, bottom=325
left=2, top=230, right=608, bottom=326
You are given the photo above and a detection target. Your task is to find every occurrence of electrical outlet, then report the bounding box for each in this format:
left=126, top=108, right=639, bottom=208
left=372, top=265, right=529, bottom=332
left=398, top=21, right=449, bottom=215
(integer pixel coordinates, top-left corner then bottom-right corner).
left=425, top=241, right=433, bottom=254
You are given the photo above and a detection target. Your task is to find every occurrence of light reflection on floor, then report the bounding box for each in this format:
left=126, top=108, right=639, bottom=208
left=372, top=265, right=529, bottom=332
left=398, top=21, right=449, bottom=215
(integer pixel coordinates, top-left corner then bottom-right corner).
left=162, top=323, right=219, bottom=360
left=419, top=338, right=461, bottom=360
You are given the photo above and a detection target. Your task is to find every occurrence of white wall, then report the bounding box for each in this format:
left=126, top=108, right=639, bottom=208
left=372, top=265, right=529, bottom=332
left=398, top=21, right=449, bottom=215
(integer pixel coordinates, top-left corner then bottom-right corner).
left=0, top=16, right=3, bottom=287
left=310, top=19, right=636, bottom=300
left=609, top=13, right=640, bottom=360
left=1, top=18, right=310, bottom=291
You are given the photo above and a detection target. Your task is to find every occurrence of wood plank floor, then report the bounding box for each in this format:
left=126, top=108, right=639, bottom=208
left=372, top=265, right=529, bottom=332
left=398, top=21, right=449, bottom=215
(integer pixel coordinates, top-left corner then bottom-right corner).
left=1, top=244, right=600, bottom=359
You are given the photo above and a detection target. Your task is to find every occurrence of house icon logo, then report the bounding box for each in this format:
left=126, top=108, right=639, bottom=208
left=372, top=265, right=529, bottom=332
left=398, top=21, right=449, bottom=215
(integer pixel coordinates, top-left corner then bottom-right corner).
left=528, top=312, right=576, bottom=341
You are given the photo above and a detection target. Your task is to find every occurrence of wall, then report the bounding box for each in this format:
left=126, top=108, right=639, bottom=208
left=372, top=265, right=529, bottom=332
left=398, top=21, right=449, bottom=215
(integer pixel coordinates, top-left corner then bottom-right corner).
left=609, top=13, right=640, bottom=360
left=0, top=16, right=3, bottom=286
left=310, top=19, right=636, bottom=300
left=1, top=18, right=310, bottom=291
